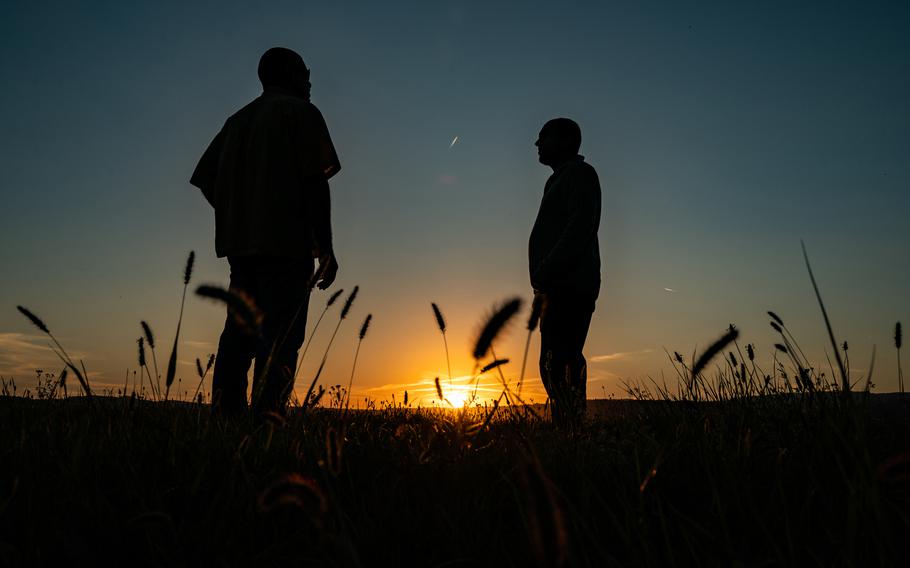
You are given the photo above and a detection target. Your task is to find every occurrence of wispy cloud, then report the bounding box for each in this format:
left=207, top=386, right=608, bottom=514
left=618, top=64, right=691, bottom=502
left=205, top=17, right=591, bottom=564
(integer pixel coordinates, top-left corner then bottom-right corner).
left=183, top=340, right=215, bottom=349
left=664, top=287, right=677, bottom=293
left=449, top=135, right=459, bottom=148
left=0, top=333, right=89, bottom=377
left=590, top=349, right=653, bottom=363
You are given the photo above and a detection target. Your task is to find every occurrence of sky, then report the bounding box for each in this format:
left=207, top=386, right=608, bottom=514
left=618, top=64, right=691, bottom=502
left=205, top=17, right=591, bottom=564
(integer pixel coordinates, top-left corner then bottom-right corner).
left=1, top=0, right=908, bottom=403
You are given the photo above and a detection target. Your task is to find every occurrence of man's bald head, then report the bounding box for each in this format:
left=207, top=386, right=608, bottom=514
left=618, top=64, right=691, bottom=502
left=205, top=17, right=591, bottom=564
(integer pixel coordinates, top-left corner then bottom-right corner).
left=258, top=47, right=311, bottom=99
left=536, top=118, right=582, bottom=167
left=541, top=118, right=581, bottom=154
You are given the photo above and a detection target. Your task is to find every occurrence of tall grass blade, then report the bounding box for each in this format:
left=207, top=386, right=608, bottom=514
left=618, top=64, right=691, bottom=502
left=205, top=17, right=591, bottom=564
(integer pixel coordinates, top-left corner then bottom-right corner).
left=800, top=240, right=848, bottom=394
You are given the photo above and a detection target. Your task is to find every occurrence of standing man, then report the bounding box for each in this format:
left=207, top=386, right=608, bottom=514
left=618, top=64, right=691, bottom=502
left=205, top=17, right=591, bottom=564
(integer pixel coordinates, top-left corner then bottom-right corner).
left=529, top=118, right=601, bottom=426
left=190, top=47, right=340, bottom=417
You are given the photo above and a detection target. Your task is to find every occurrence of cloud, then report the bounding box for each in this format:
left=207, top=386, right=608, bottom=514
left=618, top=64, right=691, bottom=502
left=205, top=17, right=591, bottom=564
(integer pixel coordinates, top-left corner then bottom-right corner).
left=664, top=287, right=677, bottom=293
left=183, top=340, right=215, bottom=349
left=589, top=349, right=653, bottom=363
left=0, top=333, right=89, bottom=377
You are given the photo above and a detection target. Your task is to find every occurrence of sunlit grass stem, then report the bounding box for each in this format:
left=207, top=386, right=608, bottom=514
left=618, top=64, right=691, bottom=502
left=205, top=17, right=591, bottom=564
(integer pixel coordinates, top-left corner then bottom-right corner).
left=165, top=251, right=195, bottom=402
left=431, top=303, right=452, bottom=385
left=302, top=286, right=359, bottom=412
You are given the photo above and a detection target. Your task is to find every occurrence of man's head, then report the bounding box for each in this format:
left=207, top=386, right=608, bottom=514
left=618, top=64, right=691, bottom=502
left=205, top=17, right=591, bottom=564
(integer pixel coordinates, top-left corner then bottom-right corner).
left=535, top=118, right=582, bottom=167
left=258, top=47, right=311, bottom=101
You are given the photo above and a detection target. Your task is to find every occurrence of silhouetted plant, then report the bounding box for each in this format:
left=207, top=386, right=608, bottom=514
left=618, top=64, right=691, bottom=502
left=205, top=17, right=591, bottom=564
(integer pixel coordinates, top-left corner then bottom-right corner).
left=292, top=288, right=344, bottom=384
left=165, top=251, right=194, bottom=401
left=16, top=305, right=92, bottom=397
left=140, top=321, right=161, bottom=398
left=344, top=313, right=373, bottom=412
left=301, top=286, right=359, bottom=413
left=896, top=322, right=903, bottom=395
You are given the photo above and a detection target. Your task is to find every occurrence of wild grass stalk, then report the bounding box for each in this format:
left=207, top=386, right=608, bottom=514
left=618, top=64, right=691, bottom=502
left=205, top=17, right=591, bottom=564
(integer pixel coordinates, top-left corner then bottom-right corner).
left=896, top=322, right=903, bottom=395
left=165, top=251, right=195, bottom=401
left=473, top=298, right=522, bottom=370
left=431, top=303, right=452, bottom=385
left=140, top=321, right=161, bottom=398
left=519, top=295, right=543, bottom=397
left=801, top=241, right=848, bottom=394
left=192, top=354, right=215, bottom=403
left=16, top=305, right=92, bottom=397
left=293, top=289, right=344, bottom=385
left=344, top=314, right=372, bottom=413
left=137, top=336, right=157, bottom=400
left=301, top=286, right=359, bottom=412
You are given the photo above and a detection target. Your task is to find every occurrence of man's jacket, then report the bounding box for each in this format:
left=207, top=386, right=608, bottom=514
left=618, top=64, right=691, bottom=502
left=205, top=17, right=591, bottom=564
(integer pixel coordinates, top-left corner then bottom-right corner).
left=529, top=156, right=601, bottom=299
left=190, top=89, right=340, bottom=259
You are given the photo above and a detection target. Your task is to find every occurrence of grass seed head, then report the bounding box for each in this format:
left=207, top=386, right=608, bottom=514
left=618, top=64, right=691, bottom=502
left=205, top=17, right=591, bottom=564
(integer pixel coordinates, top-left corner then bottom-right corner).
left=340, top=286, right=359, bottom=320
left=359, top=314, right=373, bottom=340
left=183, top=251, right=195, bottom=285
left=768, top=311, right=784, bottom=326
left=770, top=321, right=783, bottom=334
left=16, top=306, right=49, bottom=334
left=896, top=322, right=902, bottom=349
left=207, top=353, right=215, bottom=371
left=141, top=321, right=155, bottom=348
left=692, top=327, right=739, bottom=377
left=196, top=358, right=204, bottom=378
left=473, top=298, right=522, bottom=360
left=431, top=302, right=447, bottom=333
left=775, top=343, right=789, bottom=354
left=137, top=337, right=146, bottom=367
left=481, top=359, right=510, bottom=374
left=435, top=377, right=444, bottom=400
left=327, top=289, right=344, bottom=307
left=196, top=285, right=263, bottom=334
left=746, top=344, right=755, bottom=361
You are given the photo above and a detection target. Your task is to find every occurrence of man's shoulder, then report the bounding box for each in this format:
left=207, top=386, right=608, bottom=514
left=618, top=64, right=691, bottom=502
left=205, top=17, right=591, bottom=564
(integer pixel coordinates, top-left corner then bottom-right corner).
left=226, top=94, right=319, bottom=122
left=563, top=158, right=600, bottom=186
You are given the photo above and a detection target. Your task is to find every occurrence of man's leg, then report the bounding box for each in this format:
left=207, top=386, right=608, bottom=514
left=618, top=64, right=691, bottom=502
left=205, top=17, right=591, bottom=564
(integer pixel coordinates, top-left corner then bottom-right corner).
left=212, top=257, right=259, bottom=416
left=250, top=256, right=314, bottom=416
left=539, top=294, right=595, bottom=426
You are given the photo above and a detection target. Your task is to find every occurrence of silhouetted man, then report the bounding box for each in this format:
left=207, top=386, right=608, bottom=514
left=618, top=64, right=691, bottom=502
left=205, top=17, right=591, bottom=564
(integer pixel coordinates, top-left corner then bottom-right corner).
left=190, top=47, right=340, bottom=417
left=530, top=118, right=601, bottom=426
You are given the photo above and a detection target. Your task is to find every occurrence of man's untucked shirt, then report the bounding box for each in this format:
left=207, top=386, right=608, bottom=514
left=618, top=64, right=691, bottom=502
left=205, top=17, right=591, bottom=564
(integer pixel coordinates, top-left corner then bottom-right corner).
left=190, top=89, right=340, bottom=259
left=528, top=155, right=601, bottom=300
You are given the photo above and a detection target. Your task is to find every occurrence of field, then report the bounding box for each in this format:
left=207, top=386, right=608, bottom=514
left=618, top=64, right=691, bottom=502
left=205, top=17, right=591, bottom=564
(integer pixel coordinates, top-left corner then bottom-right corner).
left=1, top=386, right=909, bottom=566
left=4, top=252, right=908, bottom=566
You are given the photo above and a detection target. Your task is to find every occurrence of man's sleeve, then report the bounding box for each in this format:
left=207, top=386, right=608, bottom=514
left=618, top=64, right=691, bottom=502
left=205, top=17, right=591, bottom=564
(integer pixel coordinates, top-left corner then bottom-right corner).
left=189, top=128, right=225, bottom=207
left=299, top=104, right=341, bottom=180
left=532, top=167, right=601, bottom=286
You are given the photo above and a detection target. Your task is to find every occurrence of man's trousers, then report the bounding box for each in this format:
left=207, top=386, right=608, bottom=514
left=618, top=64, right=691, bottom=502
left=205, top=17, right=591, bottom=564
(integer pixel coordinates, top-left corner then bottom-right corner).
left=539, top=293, right=595, bottom=426
left=212, top=255, right=314, bottom=416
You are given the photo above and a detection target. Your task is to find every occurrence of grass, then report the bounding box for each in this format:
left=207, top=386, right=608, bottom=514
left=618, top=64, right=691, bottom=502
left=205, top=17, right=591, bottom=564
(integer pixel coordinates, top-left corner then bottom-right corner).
left=1, top=379, right=908, bottom=566
left=3, top=249, right=909, bottom=565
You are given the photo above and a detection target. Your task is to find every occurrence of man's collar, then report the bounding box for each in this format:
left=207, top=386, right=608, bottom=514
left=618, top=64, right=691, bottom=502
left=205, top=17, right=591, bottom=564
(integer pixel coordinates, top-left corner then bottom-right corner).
left=552, top=154, right=585, bottom=174
left=263, top=86, right=305, bottom=100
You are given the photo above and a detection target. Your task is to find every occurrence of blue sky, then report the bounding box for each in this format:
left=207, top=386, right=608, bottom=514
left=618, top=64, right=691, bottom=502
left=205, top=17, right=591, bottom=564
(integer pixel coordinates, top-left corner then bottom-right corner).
left=1, top=1, right=908, bottom=399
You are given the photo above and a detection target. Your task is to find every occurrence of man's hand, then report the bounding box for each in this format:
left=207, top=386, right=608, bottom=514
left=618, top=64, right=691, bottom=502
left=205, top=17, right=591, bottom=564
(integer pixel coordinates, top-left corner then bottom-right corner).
left=313, top=252, right=338, bottom=290
left=533, top=290, right=549, bottom=324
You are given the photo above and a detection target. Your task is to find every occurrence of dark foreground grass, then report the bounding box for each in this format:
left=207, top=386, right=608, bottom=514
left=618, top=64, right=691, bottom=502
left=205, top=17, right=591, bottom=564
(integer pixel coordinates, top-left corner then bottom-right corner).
left=1, top=391, right=909, bottom=567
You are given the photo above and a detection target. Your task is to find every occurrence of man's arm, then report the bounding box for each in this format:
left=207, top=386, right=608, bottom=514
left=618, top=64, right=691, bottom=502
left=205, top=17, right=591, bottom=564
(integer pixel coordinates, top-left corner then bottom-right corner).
left=532, top=168, right=601, bottom=288
left=307, top=176, right=338, bottom=289
left=189, top=129, right=225, bottom=207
